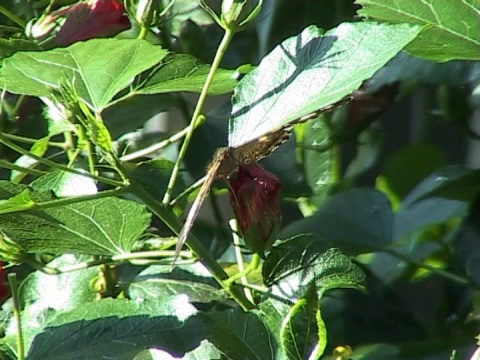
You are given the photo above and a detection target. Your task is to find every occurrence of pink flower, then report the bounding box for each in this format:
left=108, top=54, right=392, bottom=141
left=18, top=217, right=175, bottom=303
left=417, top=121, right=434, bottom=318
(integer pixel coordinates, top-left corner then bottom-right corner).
left=228, top=163, right=282, bottom=257
left=28, top=0, right=130, bottom=46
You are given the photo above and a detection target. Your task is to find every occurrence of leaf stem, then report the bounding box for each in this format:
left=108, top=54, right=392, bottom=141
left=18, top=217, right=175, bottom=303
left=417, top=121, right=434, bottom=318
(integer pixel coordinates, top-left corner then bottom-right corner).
left=230, top=219, right=254, bottom=303
left=162, top=28, right=235, bottom=204
left=0, top=133, right=66, bottom=149
left=120, top=116, right=206, bottom=162
left=7, top=273, right=25, bottom=360
left=387, top=249, right=479, bottom=288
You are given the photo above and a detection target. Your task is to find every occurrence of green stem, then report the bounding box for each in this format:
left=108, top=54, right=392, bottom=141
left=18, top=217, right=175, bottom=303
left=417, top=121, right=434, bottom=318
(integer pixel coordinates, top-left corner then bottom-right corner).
left=0, top=5, right=26, bottom=27
left=0, top=131, right=123, bottom=187
left=170, top=175, right=207, bottom=206
left=387, top=249, right=478, bottom=288
left=162, top=28, right=235, bottom=204
left=0, top=133, right=66, bottom=149
left=120, top=116, right=206, bottom=162
left=28, top=249, right=193, bottom=274
left=224, top=253, right=261, bottom=288
left=230, top=219, right=253, bottom=302
left=7, top=273, right=24, bottom=360
left=129, top=182, right=255, bottom=310
left=137, top=26, right=149, bottom=40
left=0, top=159, right=46, bottom=176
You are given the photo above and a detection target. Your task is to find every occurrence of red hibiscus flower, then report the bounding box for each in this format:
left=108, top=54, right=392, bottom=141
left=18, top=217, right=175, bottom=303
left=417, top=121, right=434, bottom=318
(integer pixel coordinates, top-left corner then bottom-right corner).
left=228, top=163, right=282, bottom=257
left=28, top=0, right=130, bottom=46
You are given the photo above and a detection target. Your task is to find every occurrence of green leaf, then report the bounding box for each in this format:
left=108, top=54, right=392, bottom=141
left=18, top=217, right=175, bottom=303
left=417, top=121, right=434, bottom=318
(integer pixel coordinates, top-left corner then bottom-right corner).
left=377, top=144, right=446, bottom=206
left=31, top=170, right=97, bottom=197
left=303, top=117, right=333, bottom=207
left=0, top=196, right=151, bottom=255
left=0, top=38, right=40, bottom=62
left=280, top=189, right=393, bottom=254
left=0, top=39, right=168, bottom=111
left=403, top=166, right=480, bottom=205
left=129, top=264, right=227, bottom=304
left=392, top=167, right=471, bottom=240
left=258, top=299, right=290, bottom=360
left=228, top=22, right=421, bottom=148
left=136, top=54, right=237, bottom=95
left=4, top=255, right=99, bottom=355
left=356, top=0, right=480, bottom=62
left=280, top=289, right=321, bottom=360
left=208, top=309, right=276, bottom=360
left=10, top=137, right=50, bottom=183
left=26, top=297, right=211, bottom=360
left=134, top=340, right=222, bottom=359
left=263, top=234, right=365, bottom=301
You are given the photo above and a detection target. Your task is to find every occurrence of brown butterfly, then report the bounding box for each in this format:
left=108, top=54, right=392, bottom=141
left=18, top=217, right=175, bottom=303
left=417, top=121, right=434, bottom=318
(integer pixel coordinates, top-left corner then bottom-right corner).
left=174, top=99, right=348, bottom=261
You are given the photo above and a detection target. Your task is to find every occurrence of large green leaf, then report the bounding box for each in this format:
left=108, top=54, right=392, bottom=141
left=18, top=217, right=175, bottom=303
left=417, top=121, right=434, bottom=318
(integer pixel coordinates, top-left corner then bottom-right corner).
left=392, top=167, right=471, bottom=241
left=280, top=189, right=393, bottom=254
left=377, top=144, right=446, bottom=204
left=258, top=299, right=290, bottom=360
left=280, top=289, right=322, bottom=360
left=208, top=309, right=276, bottom=360
left=129, top=264, right=227, bottom=304
left=136, top=54, right=237, bottom=96
left=263, top=235, right=365, bottom=301
left=0, top=39, right=168, bottom=111
left=26, top=297, right=211, bottom=360
left=0, top=195, right=151, bottom=256
left=4, top=256, right=98, bottom=356
left=0, top=38, right=40, bottom=62
left=228, top=22, right=421, bottom=148
left=356, top=0, right=480, bottom=62
left=31, top=170, right=98, bottom=197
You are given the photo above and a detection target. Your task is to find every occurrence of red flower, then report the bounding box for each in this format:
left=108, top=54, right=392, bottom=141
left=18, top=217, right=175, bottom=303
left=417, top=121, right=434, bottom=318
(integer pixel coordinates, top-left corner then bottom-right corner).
left=28, top=0, right=130, bottom=46
left=0, top=260, right=9, bottom=303
left=228, top=163, right=282, bottom=257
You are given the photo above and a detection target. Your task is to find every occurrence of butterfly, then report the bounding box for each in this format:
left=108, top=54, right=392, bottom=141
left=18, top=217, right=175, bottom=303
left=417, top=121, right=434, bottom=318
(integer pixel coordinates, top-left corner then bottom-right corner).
left=174, top=99, right=349, bottom=262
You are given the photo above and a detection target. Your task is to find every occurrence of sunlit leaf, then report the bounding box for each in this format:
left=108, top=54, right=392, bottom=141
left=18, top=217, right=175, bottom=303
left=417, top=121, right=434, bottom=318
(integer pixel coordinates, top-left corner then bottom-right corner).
left=356, top=0, right=480, bottom=62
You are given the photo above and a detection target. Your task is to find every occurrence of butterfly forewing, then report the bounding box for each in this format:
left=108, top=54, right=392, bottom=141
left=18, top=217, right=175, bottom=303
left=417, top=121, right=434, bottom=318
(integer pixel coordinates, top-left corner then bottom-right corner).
left=174, top=148, right=232, bottom=261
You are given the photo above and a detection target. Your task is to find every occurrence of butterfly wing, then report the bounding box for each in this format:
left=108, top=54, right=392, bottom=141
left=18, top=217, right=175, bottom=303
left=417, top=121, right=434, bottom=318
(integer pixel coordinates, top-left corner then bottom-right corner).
left=174, top=148, right=231, bottom=262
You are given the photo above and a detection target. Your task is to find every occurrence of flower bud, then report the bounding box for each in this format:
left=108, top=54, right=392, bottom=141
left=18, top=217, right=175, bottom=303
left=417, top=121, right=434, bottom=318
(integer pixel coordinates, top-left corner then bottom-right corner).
left=126, top=0, right=163, bottom=28
left=228, top=163, right=281, bottom=257
left=221, top=0, right=262, bottom=30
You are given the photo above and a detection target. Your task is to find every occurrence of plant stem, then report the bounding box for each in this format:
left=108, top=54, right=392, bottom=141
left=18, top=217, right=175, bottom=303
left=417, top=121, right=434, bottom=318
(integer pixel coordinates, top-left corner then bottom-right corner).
left=120, top=116, right=206, bottom=162
left=162, top=28, right=235, bottom=204
left=7, top=273, right=24, bottom=360
left=130, top=182, right=255, bottom=310
left=137, top=26, right=149, bottom=40
left=0, top=133, right=66, bottom=149
left=230, top=219, right=254, bottom=303
left=0, top=5, right=26, bottom=27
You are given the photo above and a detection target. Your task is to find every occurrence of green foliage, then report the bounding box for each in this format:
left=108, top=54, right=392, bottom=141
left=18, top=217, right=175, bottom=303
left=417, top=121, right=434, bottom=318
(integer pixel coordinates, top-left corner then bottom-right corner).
left=356, top=0, right=480, bottom=62
left=0, top=0, right=478, bottom=359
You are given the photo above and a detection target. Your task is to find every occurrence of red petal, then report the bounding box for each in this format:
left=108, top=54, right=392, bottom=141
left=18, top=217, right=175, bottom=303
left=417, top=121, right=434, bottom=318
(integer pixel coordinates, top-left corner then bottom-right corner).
left=228, top=163, right=281, bottom=244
